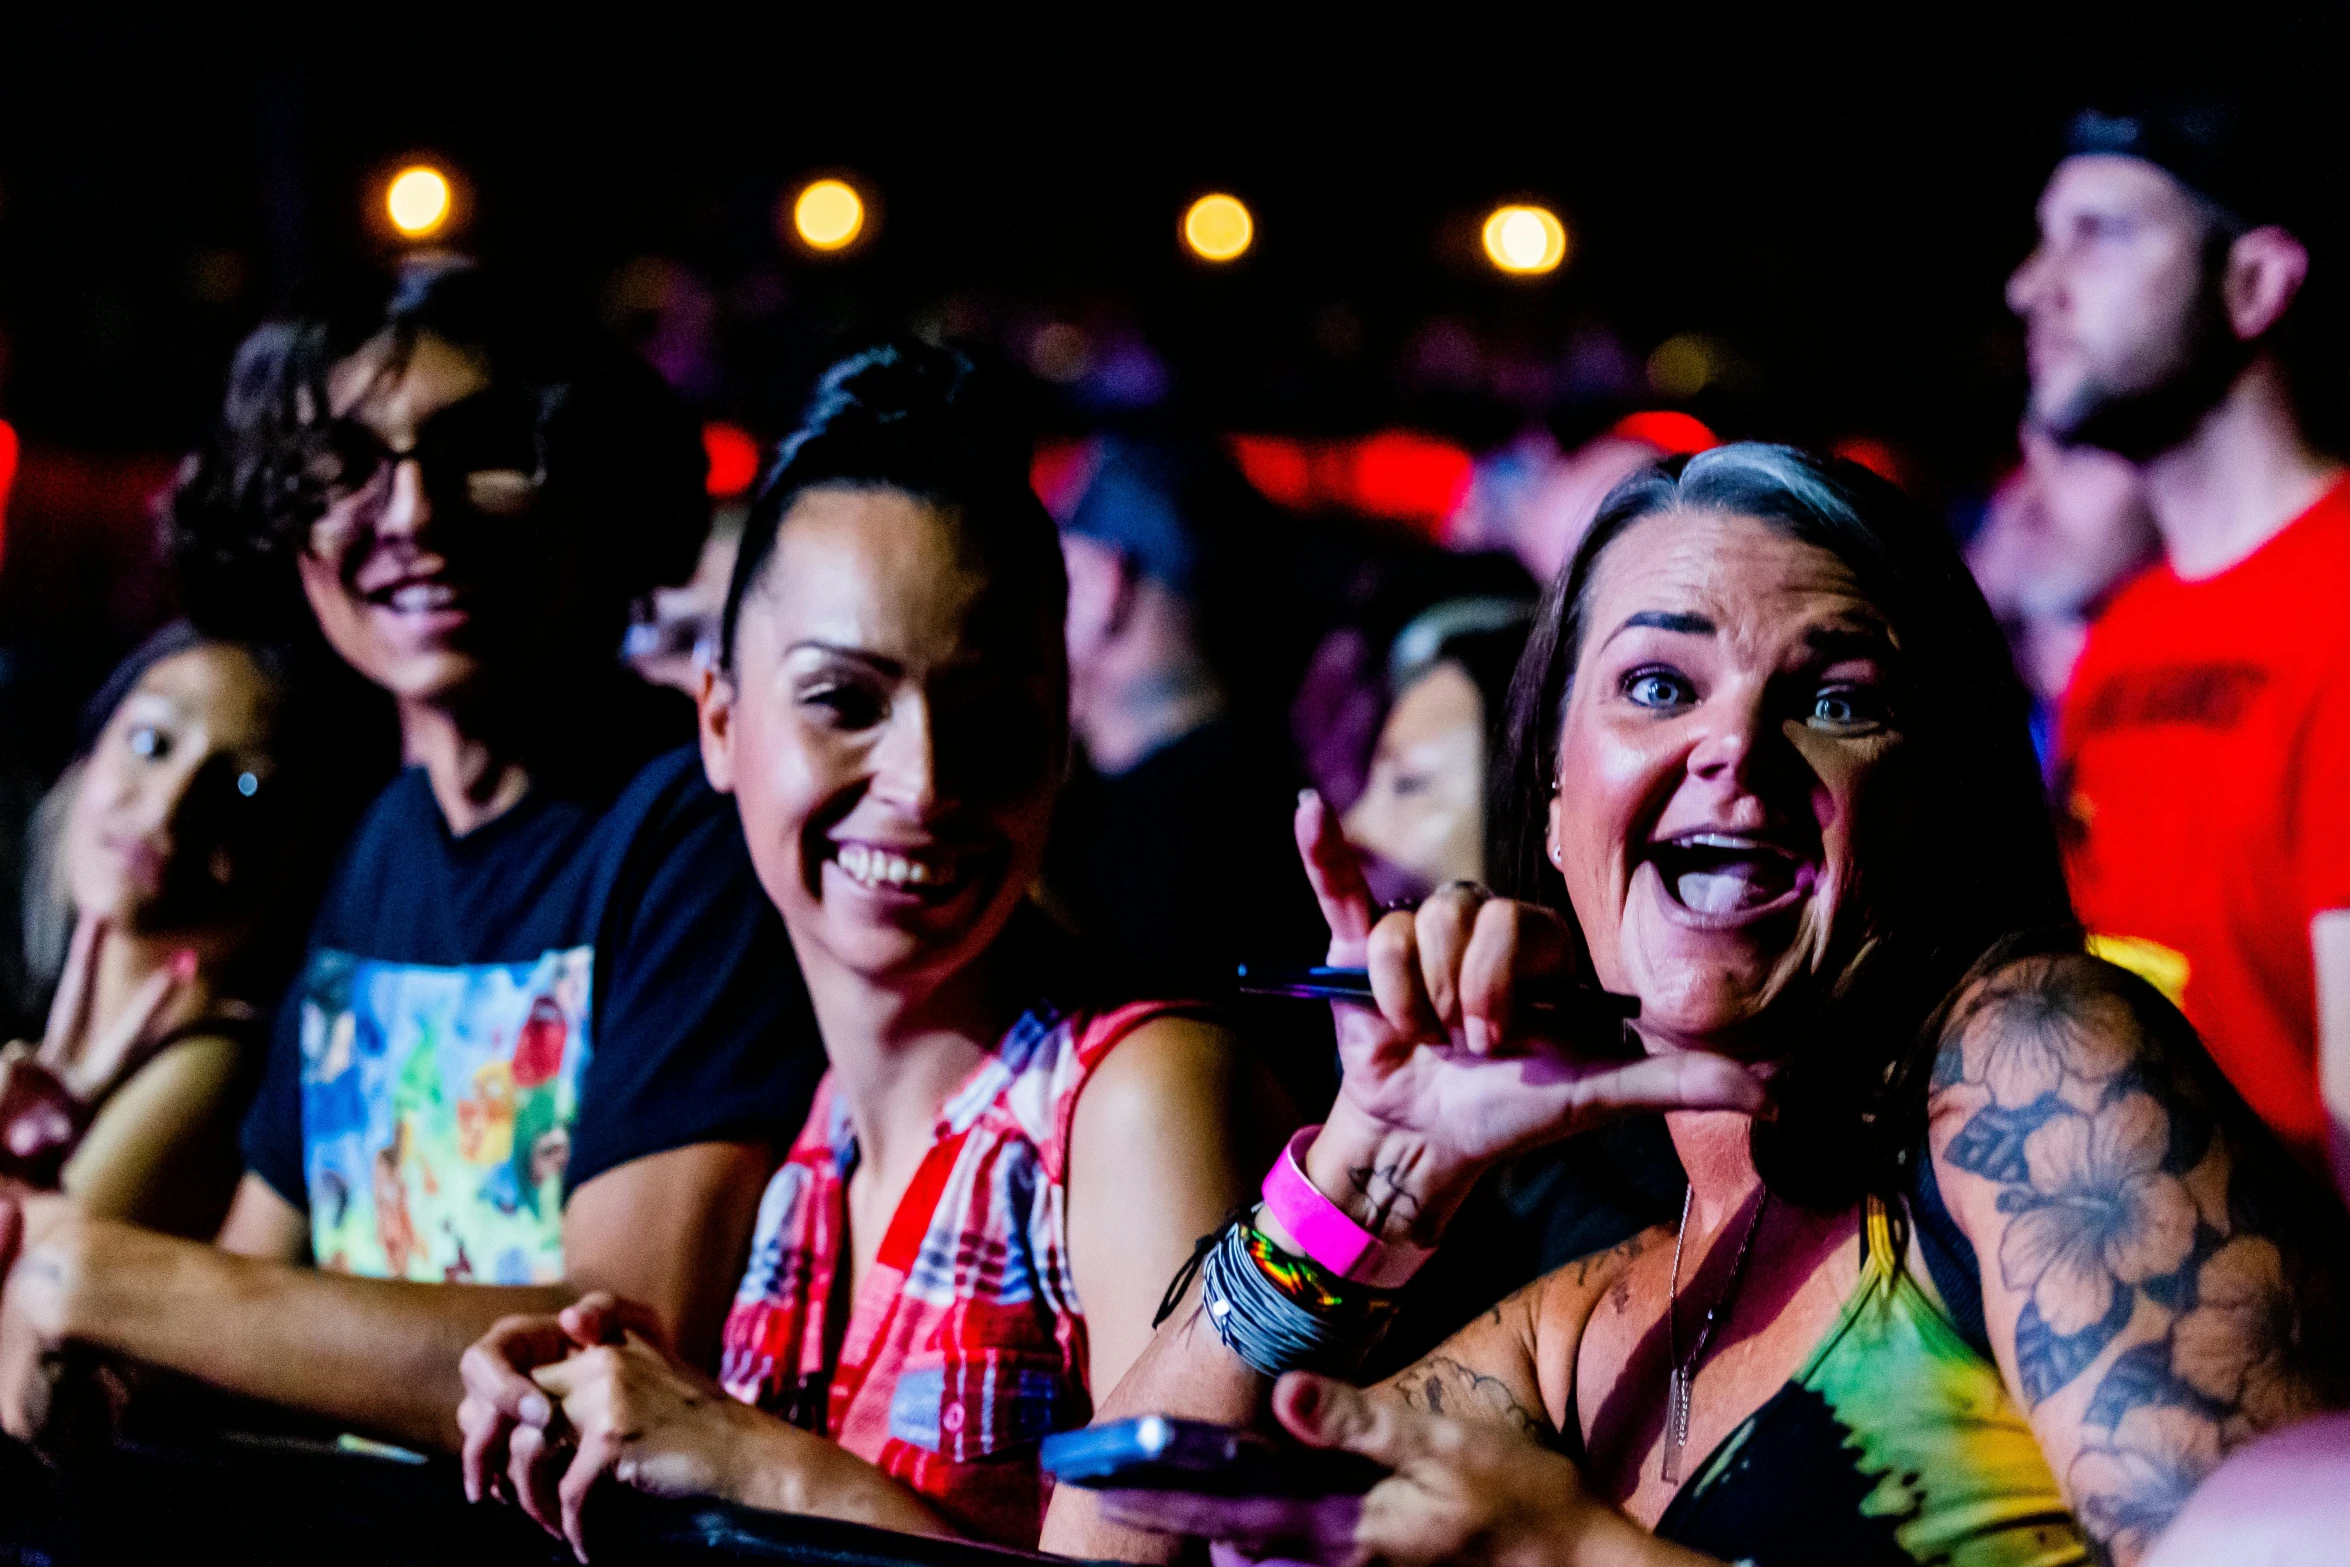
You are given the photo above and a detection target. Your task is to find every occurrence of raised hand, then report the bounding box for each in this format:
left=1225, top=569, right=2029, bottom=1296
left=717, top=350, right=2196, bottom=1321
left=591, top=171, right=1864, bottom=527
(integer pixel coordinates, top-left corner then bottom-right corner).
left=1291, top=792, right=1763, bottom=1245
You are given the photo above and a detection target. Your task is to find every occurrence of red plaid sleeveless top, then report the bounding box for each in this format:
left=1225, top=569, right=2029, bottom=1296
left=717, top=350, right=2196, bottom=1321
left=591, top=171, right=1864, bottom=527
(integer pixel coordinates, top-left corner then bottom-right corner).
left=717, top=1000, right=1186, bottom=1546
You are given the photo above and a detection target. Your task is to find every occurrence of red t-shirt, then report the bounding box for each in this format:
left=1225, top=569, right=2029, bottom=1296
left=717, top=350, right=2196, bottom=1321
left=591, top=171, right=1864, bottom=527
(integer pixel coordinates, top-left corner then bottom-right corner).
left=2058, top=476, right=2350, bottom=1158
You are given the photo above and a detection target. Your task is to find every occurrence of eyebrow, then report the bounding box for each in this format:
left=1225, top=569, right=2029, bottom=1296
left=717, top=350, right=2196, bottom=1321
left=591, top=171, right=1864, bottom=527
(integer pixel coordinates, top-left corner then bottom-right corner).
left=1603, top=610, right=1717, bottom=648
left=784, top=640, right=904, bottom=678
left=1804, top=624, right=1899, bottom=662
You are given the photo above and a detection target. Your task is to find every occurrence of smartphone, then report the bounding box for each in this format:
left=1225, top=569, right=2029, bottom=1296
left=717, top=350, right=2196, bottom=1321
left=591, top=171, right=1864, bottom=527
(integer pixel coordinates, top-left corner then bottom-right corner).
left=1040, top=1416, right=1386, bottom=1499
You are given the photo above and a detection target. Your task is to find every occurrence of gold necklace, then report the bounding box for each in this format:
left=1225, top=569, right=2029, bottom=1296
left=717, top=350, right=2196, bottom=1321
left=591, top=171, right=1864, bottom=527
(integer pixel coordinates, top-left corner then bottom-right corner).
left=1662, top=1185, right=1769, bottom=1485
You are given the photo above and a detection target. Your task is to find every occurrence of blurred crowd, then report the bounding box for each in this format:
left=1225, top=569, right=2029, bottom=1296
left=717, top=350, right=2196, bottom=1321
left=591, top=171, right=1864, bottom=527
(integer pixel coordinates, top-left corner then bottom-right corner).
left=1, top=89, right=2348, bottom=1567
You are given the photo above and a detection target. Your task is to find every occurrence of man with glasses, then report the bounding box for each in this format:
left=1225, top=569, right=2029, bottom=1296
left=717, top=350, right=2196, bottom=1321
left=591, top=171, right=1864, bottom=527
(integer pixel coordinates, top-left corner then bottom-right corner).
left=0, top=260, right=823, bottom=1456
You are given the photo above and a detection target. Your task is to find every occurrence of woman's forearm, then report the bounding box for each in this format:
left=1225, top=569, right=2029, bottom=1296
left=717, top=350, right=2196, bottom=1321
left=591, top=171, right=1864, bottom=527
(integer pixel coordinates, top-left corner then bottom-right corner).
left=1038, top=1282, right=1273, bottom=1561
left=728, top=1418, right=960, bottom=1539
left=51, top=1215, right=574, bottom=1450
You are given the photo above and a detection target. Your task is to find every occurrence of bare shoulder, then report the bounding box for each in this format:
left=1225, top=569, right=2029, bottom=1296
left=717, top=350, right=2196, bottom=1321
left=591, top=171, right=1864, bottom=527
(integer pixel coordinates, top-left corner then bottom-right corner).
left=1081, top=1013, right=1248, bottom=1101
left=1927, top=948, right=2350, bottom=1563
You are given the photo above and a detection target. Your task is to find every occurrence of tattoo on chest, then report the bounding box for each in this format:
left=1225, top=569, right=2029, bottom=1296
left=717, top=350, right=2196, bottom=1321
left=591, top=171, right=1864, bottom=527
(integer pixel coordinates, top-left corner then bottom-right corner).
left=1931, top=956, right=2343, bottom=1562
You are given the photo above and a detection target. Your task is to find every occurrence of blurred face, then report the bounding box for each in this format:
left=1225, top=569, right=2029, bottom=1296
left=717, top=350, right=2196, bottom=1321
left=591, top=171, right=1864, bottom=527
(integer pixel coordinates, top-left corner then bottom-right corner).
left=66, top=644, right=282, bottom=935
left=628, top=525, right=740, bottom=695
left=701, top=487, right=1065, bottom=989
left=1342, top=660, right=1485, bottom=901
left=296, top=331, right=572, bottom=706
left=2007, top=156, right=2238, bottom=457
left=1549, top=511, right=1912, bottom=1053
left=1971, top=427, right=2158, bottom=622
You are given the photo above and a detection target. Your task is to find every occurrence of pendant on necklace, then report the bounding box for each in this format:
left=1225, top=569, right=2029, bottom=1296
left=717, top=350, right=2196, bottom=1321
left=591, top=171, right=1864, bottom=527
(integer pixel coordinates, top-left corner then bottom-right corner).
left=1662, top=1367, right=1691, bottom=1484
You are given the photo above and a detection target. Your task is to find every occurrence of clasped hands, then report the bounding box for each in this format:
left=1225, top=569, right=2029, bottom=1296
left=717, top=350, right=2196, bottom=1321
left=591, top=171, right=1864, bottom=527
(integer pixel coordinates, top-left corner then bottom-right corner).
left=458, top=1291, right=817, bottom=1560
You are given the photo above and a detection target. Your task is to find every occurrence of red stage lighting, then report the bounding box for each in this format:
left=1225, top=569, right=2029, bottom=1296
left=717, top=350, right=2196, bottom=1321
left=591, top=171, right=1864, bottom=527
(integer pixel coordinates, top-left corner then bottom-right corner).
left=703, top=421, right=762, bottom=498
left=1347, top=431, right=1473, bottom=528
left=1832, top=436, right=1905, bottom=487
left=1030, top=439, right=1095, bottom=517
left=1227, top=435, right=1315, bottom=511
left=1610, top=411, right=1719, bottom=455
left=0, top=418, right=18, bottom=572
left=1227, top=431, right=1471, bottom=537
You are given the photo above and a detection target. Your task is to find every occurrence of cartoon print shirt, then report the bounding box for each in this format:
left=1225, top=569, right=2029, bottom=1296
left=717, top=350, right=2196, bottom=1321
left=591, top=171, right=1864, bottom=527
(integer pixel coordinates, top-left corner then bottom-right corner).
left=243, top=732, right=825, bottom=1283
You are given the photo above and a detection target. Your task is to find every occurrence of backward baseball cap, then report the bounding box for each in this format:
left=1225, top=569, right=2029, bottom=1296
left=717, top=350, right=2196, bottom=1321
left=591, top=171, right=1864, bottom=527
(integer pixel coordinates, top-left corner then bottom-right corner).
left=1056, top=436, right=1205, bottom=594
left=2062, top=97, right=2312, bottom=239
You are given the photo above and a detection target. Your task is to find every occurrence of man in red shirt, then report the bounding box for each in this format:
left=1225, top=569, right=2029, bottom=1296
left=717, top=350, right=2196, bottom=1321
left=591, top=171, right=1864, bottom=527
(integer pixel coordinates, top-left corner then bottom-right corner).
left=2011, top=101, right=2350, bottom=1180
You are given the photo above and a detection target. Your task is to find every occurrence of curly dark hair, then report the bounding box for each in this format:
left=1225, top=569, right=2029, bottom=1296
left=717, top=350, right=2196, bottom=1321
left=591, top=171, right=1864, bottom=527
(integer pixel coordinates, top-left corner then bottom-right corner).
left=1488, top=443, right=2077, bottom=1211
left=167, top=257, right=710, bottom=642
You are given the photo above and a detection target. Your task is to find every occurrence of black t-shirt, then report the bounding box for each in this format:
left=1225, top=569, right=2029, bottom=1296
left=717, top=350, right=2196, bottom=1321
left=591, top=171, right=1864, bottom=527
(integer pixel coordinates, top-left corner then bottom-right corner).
left=1046, top=716, right=1324, bottom=991
left=242, top=732, right=822, bottom=1283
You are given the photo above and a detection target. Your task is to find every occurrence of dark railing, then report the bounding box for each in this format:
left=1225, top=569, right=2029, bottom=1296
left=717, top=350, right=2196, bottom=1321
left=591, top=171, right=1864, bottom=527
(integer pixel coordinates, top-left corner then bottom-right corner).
left=2, top=1427, right=1082, bottom=1567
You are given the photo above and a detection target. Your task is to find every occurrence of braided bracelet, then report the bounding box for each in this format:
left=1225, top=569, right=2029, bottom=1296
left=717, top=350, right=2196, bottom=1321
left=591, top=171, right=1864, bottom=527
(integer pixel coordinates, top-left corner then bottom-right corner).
left=1197, top=1216, right=1399, bottom=1378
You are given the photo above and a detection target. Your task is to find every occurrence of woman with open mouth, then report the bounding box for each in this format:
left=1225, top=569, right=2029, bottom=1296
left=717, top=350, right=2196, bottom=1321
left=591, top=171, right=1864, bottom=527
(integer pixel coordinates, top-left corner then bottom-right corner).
left=1044, top=444, right=2350, bottom=1567
left=457, top=342, right=1287, bottom=1556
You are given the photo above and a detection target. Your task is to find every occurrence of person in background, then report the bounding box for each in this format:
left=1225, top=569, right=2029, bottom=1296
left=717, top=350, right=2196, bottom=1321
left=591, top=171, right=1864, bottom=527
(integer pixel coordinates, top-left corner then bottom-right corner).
left=1448, top=419, right=1669, bottom=587
left=1966, top=425, right=2159, bottom=772
left=0, top=624, right=362, bottom=1235
left=625, top=502, right=743, bottom=695
left=1336, top=592, right=1684, bottom=1378
left=2007, top=98, right=2350, bottom=1179
left=457, top=344, right=1286, bottom=1555
left=1340, top=597, right=1529, bottom=907
left=1045, top=434, right=1320, bottom=994
left=0, top=258, right=824, bottom=1454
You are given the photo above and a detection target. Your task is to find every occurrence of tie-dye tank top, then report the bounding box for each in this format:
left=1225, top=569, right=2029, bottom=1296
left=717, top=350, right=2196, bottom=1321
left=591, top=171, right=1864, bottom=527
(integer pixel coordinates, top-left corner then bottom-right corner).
left=1655, top=1198, right=2090, bottom=1566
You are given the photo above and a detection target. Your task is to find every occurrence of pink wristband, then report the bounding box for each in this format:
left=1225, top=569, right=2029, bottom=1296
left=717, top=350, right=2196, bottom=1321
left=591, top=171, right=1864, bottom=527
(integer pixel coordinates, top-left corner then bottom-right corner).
left=1259, top=1126, right=1434, bottom=1289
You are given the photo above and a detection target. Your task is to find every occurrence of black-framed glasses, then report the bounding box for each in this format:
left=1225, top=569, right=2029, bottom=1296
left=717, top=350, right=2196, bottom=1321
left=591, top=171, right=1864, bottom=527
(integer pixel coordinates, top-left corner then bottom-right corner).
left=293, top=388, right=543, bottom=558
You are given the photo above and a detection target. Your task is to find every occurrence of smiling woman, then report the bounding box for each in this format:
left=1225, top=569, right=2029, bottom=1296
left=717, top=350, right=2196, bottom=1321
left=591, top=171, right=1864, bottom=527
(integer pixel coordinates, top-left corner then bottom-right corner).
left=1045, top=444, right=2350, bottom=1567
left=457, top=343, right=1289, bottom=1554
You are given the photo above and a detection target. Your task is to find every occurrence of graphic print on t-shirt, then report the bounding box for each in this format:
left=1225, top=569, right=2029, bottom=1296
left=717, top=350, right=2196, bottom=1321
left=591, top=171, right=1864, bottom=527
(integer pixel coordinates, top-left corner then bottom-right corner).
left=298, top=945, right=592, bottom=1282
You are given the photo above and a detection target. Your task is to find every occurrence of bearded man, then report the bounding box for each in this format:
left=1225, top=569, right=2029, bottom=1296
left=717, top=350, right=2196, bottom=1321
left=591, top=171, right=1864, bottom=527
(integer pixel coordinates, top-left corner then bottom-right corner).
left=2010, top=99, right=2350, bottom=1185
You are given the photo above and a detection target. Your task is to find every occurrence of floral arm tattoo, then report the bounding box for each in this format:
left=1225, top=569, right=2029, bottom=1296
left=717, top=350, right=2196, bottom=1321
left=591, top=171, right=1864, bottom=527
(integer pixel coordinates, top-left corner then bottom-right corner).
left=1929, top=953, right=2350, bottom=1565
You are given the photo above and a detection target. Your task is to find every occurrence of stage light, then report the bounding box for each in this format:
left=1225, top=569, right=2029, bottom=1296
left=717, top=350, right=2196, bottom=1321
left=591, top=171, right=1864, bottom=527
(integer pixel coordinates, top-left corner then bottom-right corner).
left=1481, top=205, right=1567, bottom=275
left=0, top=418, right=18, bottom=572
left=702, top=422, right=762, bottom=498
left=1183, top=194, right=1253, bottom=262
left=793, top=179, right=865, bottom=251
left=1611, top=410, right=1718, bottom=455
left=386, top=166, right=453, bottom=239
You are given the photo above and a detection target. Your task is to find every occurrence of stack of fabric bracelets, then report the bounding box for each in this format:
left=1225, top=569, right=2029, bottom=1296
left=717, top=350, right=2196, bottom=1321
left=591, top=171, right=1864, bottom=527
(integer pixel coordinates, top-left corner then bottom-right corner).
left=1187, top=1126, right=1429, bottom=1378
left=1197, top=1219, right=1402, bottom=1376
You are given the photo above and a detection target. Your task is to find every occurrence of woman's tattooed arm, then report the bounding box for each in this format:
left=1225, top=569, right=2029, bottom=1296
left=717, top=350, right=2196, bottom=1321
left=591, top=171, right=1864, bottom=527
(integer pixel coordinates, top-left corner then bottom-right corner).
left=1928, top=952, right=2350, bottom=1565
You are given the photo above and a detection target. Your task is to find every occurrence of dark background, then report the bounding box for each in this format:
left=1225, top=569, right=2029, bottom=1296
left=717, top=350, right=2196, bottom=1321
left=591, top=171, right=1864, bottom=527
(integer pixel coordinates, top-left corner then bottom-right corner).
left=0, top=4, right=2338, bottom=747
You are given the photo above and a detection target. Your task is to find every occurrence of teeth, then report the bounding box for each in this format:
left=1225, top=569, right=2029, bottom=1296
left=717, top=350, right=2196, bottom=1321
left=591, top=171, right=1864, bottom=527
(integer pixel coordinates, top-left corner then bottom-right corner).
left=834, top=843, right=944, bottom=890
left=388, top=583, right=454, bottom=612
left=1680, top=832, right=1764, bottom=851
